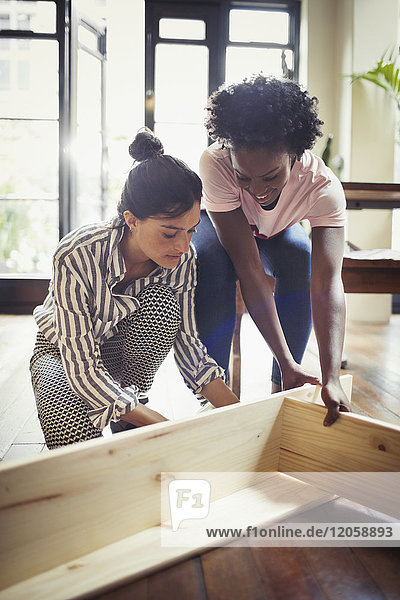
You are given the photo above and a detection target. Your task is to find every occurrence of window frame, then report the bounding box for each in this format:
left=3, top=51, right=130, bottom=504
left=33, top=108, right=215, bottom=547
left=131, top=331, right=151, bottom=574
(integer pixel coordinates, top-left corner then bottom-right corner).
left=0, top=0, right=107, bottom=313
left=145, top=0, right=301, bottom=132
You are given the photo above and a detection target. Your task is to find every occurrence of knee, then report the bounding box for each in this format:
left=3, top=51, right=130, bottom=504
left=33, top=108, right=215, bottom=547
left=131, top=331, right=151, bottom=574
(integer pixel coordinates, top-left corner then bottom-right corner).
left=136, top=284, right=181, bottom=327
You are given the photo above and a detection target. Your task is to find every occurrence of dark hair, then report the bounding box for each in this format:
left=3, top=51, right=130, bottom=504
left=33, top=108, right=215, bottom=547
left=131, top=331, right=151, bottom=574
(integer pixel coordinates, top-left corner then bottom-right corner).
left=118, top=130, right=202, bottom=220
left=205, top=75, right=323, bottom=159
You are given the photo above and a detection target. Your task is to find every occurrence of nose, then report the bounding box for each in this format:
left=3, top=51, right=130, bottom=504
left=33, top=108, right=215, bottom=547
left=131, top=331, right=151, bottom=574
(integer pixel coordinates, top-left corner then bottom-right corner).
left=249, top=180, right=268, bottom=196
left=174, top=233, right=190, bottom=254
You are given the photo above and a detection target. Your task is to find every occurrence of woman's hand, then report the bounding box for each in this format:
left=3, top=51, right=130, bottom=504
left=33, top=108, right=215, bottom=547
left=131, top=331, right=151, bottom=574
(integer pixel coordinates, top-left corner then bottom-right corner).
left=280, top=362, right=321, bottom=391
left=281, top=363, right=350, bottom=426
left=120, top=403, right=169, bottom=427
left=321, top=380, right=351, bottom=427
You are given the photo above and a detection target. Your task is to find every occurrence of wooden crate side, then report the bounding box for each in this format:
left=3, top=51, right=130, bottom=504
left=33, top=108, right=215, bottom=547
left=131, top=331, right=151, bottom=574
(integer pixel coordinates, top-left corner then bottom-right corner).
left=279, top=398, right=400, bottom=472
left=0, top=474, right=335, bottom=600
left=0, top=396, right=284, bottom=590
left=286, top=374, right=352, bottom=406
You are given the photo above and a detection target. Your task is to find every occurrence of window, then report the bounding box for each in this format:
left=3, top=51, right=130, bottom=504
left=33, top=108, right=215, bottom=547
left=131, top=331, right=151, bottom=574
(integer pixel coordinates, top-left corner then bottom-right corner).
left=0, top=0, right=107, bottom=312
left=145, top=1, right=300, bottom=170
left=0, top=2, right=59, bottom=277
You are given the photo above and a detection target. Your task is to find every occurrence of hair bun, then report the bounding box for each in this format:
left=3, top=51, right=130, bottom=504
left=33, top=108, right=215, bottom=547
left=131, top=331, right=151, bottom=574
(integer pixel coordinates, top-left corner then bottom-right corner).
left=128, top=129, right=164, bottom=162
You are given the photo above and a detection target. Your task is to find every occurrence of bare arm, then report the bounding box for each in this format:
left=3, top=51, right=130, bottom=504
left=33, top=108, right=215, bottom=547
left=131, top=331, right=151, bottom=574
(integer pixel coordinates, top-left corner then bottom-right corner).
left=201, top=378, right=240, bottom=407
left=209, top=208, right=320, bottom=390
left=121, top=403, right=169, bottom=426
left=311, top=226, right=350, bottom=425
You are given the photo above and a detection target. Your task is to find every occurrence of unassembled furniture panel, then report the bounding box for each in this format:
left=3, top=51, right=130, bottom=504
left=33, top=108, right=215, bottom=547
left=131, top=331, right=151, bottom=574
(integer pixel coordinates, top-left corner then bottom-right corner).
left=0, top=375, right=399, bottom=599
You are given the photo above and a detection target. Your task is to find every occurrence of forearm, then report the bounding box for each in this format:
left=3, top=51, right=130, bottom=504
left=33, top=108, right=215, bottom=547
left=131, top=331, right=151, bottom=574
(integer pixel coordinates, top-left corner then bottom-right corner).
left=311, top=280, right=346, bottom=385
left=121, top=403, right=169, bottom=427
left=239, top=272, right=296, bottom=371
left=201, top=377, right=239, bottom=408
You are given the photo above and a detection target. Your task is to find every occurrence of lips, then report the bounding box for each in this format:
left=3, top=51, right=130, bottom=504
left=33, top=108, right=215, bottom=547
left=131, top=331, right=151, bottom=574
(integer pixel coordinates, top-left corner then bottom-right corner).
left=248, top=188, right=279, bottom=206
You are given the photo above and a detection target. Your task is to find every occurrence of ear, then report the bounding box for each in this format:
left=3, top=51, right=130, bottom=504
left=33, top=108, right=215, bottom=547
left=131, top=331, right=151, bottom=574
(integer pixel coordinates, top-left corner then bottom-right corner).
left=123, top=210, right=139, bottom=231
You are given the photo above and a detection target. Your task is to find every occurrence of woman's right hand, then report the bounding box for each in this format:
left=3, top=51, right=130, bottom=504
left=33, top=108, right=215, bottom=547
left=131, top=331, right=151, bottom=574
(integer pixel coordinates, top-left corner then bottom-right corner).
left=120, top=403, right=169, bottom=427
left=280, top=362, right=321, bottom=392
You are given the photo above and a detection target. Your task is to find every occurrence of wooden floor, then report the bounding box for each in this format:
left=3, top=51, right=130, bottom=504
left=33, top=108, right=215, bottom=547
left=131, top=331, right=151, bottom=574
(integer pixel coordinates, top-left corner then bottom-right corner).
left=0, top=313, right=399, bottom=461
left=95, top=546, right=400, bottom=600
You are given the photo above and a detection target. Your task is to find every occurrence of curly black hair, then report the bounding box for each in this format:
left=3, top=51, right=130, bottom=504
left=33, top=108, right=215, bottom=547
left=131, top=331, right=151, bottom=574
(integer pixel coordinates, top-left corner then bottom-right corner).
left=205, top=75, right=323, bottom=159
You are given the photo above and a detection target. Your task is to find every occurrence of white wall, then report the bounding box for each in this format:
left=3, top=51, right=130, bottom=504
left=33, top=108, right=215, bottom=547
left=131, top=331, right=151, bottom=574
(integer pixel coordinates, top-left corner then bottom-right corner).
left=302, top=0, right=400, bottom=322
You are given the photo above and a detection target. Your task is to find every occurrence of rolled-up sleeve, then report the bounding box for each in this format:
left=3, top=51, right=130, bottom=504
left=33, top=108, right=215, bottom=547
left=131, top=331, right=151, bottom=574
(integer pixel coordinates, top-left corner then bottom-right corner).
left=54, top=255, right=138, bottom=430
left=173, top=249, right=225, bottom=395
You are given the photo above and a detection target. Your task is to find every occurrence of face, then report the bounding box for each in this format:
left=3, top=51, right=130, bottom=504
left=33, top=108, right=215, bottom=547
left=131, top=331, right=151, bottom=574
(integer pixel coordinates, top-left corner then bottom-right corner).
left=230, top=146, right=293, bottom=207
left=123, top=203, right=201, bottom=270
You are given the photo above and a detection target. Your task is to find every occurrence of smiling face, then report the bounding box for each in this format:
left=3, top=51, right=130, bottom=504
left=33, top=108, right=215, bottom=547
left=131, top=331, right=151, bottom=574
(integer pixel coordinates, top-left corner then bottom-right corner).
left=123, top=203, right=201, bottom=272
left=230, top=145, right=293, bottom=208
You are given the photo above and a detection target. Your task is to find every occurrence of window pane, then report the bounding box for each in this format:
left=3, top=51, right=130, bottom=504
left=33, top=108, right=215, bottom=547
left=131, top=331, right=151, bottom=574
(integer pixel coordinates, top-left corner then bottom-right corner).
left=77, top=49, right=102, bottom=130
left=0, top=199, right=58, bottom=274
left=0, top=39, right=58, bottom=118
left=154, top=122, right=207, bottom=172
left=159, top=18, right=206, bottom=40
left=225, top=46, right=293, bottom=84
left=0, top=13, right=10, bottom=49
left=0, top=1, right=57, bottom=34
left=0, top=58, right=10, bottom=88
left=0, top=120, right=58, bottom=198
left=229, top=9, right=289, bottom=44
left=154, top=43, right=208, bottom=123
left=78, top=24, right=99, bottom=53
left=76, top=49, right=103, bottom=225
left=76, top=128, right=103, bottom=226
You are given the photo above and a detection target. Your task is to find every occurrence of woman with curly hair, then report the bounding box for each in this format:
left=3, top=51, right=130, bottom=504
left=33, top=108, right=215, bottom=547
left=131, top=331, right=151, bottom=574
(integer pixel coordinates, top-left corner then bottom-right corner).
left=192, top=75, right=350, bottom=426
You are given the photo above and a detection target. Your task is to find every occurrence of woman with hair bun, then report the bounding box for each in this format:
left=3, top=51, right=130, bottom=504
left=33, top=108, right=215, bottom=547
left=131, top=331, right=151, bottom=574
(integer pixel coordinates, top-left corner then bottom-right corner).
left=192, top=75, right=350, bottom=426
left=30, top=130, right=239, bottom=449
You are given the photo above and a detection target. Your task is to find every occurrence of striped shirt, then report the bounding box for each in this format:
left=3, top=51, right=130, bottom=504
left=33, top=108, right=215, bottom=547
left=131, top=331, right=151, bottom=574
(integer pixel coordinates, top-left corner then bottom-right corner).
left=33, top=216, right=224, bottom=430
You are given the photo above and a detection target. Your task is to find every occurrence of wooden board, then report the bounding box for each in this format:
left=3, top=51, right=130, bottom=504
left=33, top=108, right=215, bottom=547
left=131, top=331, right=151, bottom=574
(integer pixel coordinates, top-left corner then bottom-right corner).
left=1, top=374, right=399, bottom=600
left=0, top=473, right=335, bottom=600
left=279, top=397, right=400, bottom=472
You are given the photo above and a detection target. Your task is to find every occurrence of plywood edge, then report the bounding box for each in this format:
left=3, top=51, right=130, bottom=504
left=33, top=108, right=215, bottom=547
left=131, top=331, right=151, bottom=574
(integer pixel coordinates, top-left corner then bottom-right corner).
left=0, top=474, right=335, bottom=600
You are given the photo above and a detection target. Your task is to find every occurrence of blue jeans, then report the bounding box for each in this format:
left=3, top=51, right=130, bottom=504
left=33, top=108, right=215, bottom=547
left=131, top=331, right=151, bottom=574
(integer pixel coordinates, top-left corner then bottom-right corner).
left=192, top=211, right=312, bottom=386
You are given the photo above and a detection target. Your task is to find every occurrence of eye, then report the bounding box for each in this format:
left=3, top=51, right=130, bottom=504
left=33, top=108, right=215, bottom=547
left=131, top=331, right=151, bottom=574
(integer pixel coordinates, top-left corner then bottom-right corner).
left=162, top=232, right=176, bottom=239
left=236, top=175, right=250, bottom=182
left=263, top=175, right=277, bottom=182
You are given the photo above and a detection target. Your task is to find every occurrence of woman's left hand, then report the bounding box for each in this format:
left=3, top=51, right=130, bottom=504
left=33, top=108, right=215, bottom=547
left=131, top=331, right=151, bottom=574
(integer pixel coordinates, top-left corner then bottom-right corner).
left=321, top=380, right=351, bottom=427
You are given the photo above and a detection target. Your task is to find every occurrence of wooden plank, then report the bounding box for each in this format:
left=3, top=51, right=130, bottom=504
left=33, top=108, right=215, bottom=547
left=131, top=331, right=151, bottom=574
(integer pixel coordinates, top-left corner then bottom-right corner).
left=279, top=398, right=400, bottom=472
left=202, top=546, right=267, bottom=600
left=353, top=547, right=400, bottom=599
left=342, top=181, right=400, bottom=210
left=0, top=474, right=335, bottom=600
left=302, top=548, right=387, bottom=600
left=279, top=472, right=400, bottom=520
left=250, top=547, right=327, bottom=600
left=146, top=557, right=207, bottom=600
left=0, top=395, right=284, bottom=591
left=342, top=265, right=400, bottom=294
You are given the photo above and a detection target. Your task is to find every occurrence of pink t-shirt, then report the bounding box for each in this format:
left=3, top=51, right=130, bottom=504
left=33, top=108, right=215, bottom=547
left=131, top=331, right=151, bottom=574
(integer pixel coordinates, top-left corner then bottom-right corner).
left=200, top=143, right=346, bottom=239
